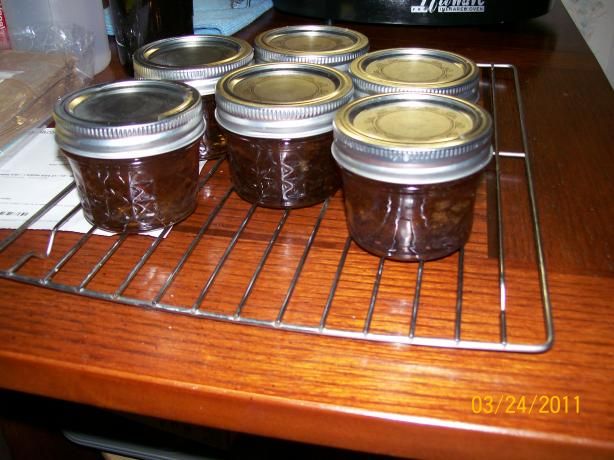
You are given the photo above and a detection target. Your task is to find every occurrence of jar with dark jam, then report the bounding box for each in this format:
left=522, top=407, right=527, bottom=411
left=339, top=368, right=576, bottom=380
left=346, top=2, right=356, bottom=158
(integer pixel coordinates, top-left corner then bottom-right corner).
left=53, top=80, right=205, bottom=233
left=215, top=62, right=354, bottom=209
left=254, top=25, right=369, bottom=71
left=349, top=48, right=480, bottom=101
left=332, top=92, right=493, bottom=261
left=133, top=35, right=253, bottom=160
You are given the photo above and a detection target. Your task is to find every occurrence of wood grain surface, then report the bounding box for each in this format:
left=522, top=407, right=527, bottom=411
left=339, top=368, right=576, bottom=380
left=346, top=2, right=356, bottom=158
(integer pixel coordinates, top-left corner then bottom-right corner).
left=1, top=1, right=613, bottom=458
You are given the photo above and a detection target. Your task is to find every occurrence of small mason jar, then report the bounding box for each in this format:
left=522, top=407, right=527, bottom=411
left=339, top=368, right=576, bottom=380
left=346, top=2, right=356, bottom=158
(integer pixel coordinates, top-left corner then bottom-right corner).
left=254, top=25, right=369, bottom=71
left=54, top=80, right=205, bottom=233
left=349, top=48, right=480, bottom=101
left=216, top=62, right=354, bottom=209
left=133, top=35, right=253, bottom=160
left=332, top=92, right=493, bottom=261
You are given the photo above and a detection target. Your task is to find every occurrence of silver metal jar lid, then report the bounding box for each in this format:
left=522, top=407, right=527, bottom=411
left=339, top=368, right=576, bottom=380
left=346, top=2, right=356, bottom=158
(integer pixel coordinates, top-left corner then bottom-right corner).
left=133, top=35, right=254, bottom=95
left=332, top=92, right=492, bottom=184
left=349, top=48, right=480, bottom=101
left=54, top=80, right=205, bottom=159
left=215, top=62, right=354, bottom=138
left=254, top=25, right=369, bottom=70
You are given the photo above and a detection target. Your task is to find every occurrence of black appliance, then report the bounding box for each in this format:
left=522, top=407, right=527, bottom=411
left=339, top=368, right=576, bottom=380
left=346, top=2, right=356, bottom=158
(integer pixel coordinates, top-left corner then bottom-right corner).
left=272, top=0, right=554, bottom=26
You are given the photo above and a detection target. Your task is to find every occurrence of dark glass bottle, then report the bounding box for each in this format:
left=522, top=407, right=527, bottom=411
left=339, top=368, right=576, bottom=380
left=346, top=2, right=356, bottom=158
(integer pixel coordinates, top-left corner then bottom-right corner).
left=109, top=0, right=193, bottom=75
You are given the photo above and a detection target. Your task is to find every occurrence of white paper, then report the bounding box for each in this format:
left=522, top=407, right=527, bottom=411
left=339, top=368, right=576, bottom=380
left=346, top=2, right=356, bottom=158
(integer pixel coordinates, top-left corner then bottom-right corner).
left=0, top=70, right=23, bottom=83
left=0, top=129, right=162, bottom=237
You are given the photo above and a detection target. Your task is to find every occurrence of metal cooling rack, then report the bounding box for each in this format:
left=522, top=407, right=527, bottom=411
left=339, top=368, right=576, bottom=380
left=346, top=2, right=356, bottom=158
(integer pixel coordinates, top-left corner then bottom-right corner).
left=0, top=64, right=554, bottom=353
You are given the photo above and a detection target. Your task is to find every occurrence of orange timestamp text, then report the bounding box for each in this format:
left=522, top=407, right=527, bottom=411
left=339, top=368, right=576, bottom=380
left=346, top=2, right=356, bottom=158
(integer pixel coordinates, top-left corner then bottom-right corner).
left=471, top=395, right=580, bottom=415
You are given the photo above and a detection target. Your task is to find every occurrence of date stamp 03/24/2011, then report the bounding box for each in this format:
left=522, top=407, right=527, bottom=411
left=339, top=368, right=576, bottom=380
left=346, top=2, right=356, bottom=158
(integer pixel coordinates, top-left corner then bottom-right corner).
left=471, top=395, right=581, bottom=415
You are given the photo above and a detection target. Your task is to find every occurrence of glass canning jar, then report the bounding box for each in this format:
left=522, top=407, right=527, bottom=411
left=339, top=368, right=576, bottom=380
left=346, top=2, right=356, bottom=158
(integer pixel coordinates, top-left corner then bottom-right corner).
left=216, top=62, right=354, bottom=209
left=53, top=80, right=205, bottom=233
left=332, top=92, right=493, bottom=261
left=349, top=48, right=480, bottom=101
left=254, top=25, right=369, bottom=71
left=133, top=35, right=253, bottom=160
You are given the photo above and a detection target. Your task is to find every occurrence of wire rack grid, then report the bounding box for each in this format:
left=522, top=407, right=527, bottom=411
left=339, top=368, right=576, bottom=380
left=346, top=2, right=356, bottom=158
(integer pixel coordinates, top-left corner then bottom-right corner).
left=0, top=63, right=554, bottom=353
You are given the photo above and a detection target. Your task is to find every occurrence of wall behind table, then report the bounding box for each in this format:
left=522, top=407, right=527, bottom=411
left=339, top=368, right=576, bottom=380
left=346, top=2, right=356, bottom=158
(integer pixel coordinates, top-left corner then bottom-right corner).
left=562, top=0, right=614, bottom=88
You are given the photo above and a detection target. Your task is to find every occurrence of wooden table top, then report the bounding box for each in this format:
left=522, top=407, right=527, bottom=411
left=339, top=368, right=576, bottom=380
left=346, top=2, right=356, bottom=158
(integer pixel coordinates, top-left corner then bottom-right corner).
left=1, top=1, right=613, bottom=458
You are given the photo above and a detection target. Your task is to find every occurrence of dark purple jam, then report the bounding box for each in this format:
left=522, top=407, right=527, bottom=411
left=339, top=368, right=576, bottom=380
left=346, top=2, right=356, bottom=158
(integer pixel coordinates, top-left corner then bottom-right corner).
left=63, top=140, right=200, bottom=233
left=222, top=129, right=340, bottom=209
left=200, top=93, right=226, bottom=160
left=340, top=168, right=483, bottom=261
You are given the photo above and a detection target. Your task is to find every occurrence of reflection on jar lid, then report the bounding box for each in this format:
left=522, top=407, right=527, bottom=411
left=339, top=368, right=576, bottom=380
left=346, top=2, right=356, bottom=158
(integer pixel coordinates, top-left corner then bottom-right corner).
left=133, top=35, right=254, bottom=95
left=215, top=62, right=354, bottom=138
left=332, top=92, right=492, bottom=184
left=54, top=80, right=205, bottom=159
left=349, top=48, right=479, bottom=101
left=254, top=25, right=369, bottom=70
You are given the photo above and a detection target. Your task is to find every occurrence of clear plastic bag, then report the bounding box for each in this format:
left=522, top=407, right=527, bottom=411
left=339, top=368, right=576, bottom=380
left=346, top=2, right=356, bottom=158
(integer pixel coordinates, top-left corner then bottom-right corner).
left=0, top=24, right=92, bottom=161
left=8, top=22, right=94, bottom=77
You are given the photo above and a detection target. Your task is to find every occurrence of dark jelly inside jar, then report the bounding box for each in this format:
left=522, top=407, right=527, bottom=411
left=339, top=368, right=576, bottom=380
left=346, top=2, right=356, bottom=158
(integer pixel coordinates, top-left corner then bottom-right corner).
left=341, top=169, right=483, bottom=261
left=63, top=141, right=200, bottom=233
left=200, top=93, right=226, bottom=160
left=223, top=129, right=339, bottom=208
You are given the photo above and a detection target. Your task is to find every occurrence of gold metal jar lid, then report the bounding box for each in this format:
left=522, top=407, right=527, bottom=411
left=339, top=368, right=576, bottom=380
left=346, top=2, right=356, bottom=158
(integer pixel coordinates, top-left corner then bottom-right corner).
left=215, top=62, right=354, bottom=138
left=133, top=35, right=253, bottom=95
left=332, top=92, right=492, bottom=184
left=254, top=25, right=369, bottom=70
left=349, top=48, right=480, bottom=101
